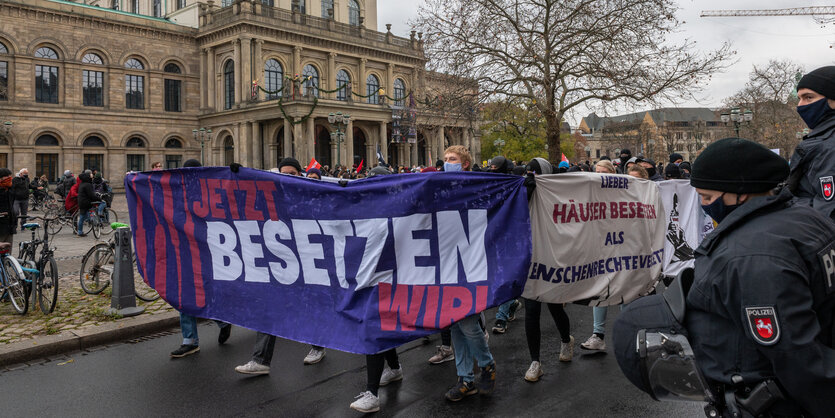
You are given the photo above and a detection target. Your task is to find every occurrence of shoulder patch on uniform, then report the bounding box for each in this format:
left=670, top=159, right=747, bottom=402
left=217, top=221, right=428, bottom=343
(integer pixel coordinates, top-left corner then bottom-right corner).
left=745, top=307, right=780, bottom=346
left=820, top=176, right=834, bottom=201
left=818, top=242, right=835, bottom=294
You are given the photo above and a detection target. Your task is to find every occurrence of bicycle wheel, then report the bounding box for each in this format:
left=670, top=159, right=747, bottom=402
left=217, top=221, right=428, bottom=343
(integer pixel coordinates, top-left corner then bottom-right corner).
left=79, top=243, right=112, bottom=294
left=99, top=209, right=119, bottom=235
left=45, top=212, right=63, bottom=235
left=134, top=271, right=159, bottom=302
left=3, top=256, right=28, bottom=314
left=37, top=257, right=58, bottom=314
left=91, top=213, right=102, bottom=240
left=72, top=211, right=94, bottom=236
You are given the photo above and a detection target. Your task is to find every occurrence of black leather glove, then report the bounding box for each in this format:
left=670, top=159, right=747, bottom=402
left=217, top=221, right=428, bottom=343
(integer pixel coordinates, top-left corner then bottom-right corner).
left=524, top=172, right=536, bottom=202
left=230, top=163, right=242, bottom=173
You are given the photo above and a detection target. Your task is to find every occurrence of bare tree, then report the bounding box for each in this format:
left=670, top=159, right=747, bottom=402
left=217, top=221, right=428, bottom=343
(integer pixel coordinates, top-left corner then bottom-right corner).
left=414, top=0, right=732, bottom=162
left=724, top=59, right=806, bottom=157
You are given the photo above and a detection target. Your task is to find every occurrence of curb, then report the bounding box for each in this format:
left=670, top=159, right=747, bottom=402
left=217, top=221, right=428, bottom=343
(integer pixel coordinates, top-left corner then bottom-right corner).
left=0, top=311, right=180, bottom=368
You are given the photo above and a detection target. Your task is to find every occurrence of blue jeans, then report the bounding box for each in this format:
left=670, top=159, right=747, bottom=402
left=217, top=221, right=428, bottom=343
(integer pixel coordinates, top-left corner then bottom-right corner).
left=450, top=314, right=494, bottom=382
left=495, top=299, right=518, bottom=321
left=592, top=306, right=608, bottom=335
left=179, top=312, right=229, bottom=346
left=96, top=202, right=107, bottom=221
left=77, top=208, right=90, bottom=235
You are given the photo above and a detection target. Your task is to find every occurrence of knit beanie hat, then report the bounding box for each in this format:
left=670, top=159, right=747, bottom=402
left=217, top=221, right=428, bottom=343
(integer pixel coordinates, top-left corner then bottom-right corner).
left=690, top=138, right=788, bottom=193
left=669, top=153, right=683, bottom=163
left=797, top=66, right=835, bottom=100
left=278, top=157, right=302, bottom=173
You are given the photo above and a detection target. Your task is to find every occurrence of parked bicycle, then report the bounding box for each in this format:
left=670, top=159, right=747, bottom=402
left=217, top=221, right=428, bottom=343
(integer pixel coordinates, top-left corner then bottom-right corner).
left=0, top=214, right=28, bottom=314
left=73, top=201, right=118, bottom=239
left=79, top=222, right=159, bottom=302
left=17, top=215, right=59, bottom=314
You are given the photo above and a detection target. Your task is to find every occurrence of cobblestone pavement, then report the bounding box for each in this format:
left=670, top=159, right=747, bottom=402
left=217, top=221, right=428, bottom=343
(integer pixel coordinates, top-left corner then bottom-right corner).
left=0, top=194, right=174, bottom=345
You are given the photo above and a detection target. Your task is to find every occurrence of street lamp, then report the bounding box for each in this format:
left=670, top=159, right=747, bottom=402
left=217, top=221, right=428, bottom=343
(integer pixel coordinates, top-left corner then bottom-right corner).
left=328, top=112, right=350, bottom=167
left=192, top=127, right=213, bottom=166
left=720, top=107, right=754, bottom=137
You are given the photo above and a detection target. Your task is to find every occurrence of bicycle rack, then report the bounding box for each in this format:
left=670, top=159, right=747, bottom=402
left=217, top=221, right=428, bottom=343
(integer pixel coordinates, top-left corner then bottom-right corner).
left=107, top=227, right=145, bottom=317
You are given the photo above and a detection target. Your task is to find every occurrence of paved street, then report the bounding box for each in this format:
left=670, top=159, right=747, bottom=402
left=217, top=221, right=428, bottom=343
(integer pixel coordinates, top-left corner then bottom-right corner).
left=0, top=303, right=703, bottom=417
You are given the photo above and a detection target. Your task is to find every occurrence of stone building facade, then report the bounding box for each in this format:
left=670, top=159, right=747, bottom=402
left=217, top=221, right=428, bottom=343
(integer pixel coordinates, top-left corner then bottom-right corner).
left=0, top=0, right=479, bottom=187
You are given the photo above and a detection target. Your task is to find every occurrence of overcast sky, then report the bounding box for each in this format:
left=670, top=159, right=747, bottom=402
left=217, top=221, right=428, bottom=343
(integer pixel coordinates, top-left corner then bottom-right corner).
left=377, top=0, right=835, bottom=125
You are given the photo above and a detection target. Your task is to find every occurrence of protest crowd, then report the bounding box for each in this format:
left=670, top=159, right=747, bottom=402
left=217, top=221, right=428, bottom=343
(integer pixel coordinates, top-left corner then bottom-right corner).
left=3, top=66, right=835, bottom=418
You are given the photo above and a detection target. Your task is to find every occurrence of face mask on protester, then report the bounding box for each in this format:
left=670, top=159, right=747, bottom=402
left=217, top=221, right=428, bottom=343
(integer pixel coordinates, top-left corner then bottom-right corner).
left=444, top=162, right=463, bottom=172
left=645, top=166, right=657, bottom=178
left=797, top=97, right=833, bottom=130
left=701, top=193, right=740, bottom=224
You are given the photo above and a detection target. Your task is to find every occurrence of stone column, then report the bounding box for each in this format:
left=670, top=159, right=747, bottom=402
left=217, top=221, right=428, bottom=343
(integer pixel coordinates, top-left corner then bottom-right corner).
left=410, top=142, right=418, bottom=167
left=346, top=120, right=354, bottom=169
left=437, top=126, right=445, bottom=163
left=293, top=46, right=302, bottom=76
left=330, top=130, right=338, bottom=168
left=239, top=121, right=250, bottom=165
left=252, top=120, right=261, bottom=169
left=293, top=121, right=303, bottom=161
left=379, top=121, right=388, bottom=163
left=386, top=63, right=394, bottom=97
left=328, top=52, right=337, bottom=100
left=254, top=39, right=264, bottom=101
left=233, top=40, right=241, bottom=105
left=241, top=36, right=252, bottom=102
left=206, top=47, right=215, bottom=110
left=284, top=118, right=293, bottom=160
left=367, top=140, right=376, bottom=167
left=359, top=58, right=367, bottom=97
left=306, top=117, right=316, bottom=165
left=199, top=48, right=207, bottom=109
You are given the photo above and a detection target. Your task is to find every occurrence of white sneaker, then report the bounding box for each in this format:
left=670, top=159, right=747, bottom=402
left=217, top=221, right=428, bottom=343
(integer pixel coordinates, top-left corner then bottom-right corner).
left=379, top=366, right=403, bottom=386
left=349, top=391, right=380, bottom=413
left=428, top=345, right=454, bottom=364
left=234, top=360, right=270, bottom=375
left=580, top=334, right=606, bottom=351
left=524, top=361, right=543, bottom=382
left=559, top=335, right=575, bottom=362
left=304, top=347, right=326, bottom=364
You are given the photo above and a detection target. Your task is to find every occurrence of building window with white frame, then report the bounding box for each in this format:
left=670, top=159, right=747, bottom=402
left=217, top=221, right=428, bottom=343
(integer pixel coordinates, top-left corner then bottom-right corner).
left=366, top=74, right=380, bottom=105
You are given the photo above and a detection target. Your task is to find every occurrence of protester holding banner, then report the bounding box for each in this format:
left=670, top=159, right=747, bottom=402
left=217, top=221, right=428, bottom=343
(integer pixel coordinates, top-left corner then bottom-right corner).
left=522, top=158, right=574, bottom=382
left=680, top=138, right=835, bottom=417
left=626, top=165, right=648, bottom=180
left=594, top=160, right=616, bottom=174
left=442, top=145, right=499, bottom=402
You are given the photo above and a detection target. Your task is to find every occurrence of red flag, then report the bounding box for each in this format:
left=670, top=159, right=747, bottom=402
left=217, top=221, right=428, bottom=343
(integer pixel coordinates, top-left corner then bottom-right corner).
left=307, top=158, right=321, bottom=170
left=561, top=153, right=569, bottom=163
left=356, top=159, right=364, bottom=173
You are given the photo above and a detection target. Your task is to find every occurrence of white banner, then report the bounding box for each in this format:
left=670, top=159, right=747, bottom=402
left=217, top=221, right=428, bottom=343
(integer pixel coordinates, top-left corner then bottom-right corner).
left=657, top=180, right=714, bottom=278
left=523, top=173, right=666, bottom=306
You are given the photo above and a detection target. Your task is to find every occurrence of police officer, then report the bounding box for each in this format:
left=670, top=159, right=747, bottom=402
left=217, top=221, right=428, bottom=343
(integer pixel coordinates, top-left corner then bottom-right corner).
left=687, top=138, right=835, bottom=417
left=789, top=66, right=835, bottom=221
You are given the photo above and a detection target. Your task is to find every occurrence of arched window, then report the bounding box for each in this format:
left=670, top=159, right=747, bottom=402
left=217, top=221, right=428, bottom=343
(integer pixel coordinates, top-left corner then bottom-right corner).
left=366, top=74, right=380, bottom=105
left=35, top=134, right=60, bottom=146
left=164, top=63, right=181, bottom=73
left=264, top=59, right=283, bottom=100
left=348, top=0, right=360, bottom=26
left=164, top=63, right=182, bottom=112
left=394, top=78, right=406, bottom=107
left=165, top=138, right=183, bottom=148
left=126, top=137, right=146, bottom=148
left=0, top=43, right=8, bottom=101
left=336, top=70, right=351, bottom=101
left=224, top=136, right=235, bottom=165
left=35, top=47, right=58, bottom=60
left=34, top=47, right=59, bottom=104
left=82, top=53, right=103, bottom=65
left=125, top=58, right=144, bottom=70
left=82, top=53, right=104, bottom=107
left=83, top=136, right=105, bottom=147
left=303, top=64, right=319, bottom=98
left=321, top=0, right=334, bottom=18
left=224, top=60, right=234, bottom=109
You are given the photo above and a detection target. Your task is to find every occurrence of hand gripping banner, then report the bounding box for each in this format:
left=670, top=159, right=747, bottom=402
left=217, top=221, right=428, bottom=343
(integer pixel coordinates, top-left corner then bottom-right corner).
left=125, top=168, right=531, bottom=354
left=657, top=180, right=714, bottom=278
left=523, top=173, right=665, bottom=306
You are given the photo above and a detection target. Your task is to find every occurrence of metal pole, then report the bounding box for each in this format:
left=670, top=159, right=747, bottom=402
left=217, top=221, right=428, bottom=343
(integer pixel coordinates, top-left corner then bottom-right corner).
left=108, top=227, right=145, bottom=317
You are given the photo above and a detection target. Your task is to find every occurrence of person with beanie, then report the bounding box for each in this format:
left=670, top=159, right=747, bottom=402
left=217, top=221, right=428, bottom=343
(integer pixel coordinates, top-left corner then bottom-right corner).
left=663, top=163, right=681, bottom=180
left=557, top=160, right=570, bottom=173
left=306, top=167, right=322, bottom=180
left=636, top=157, right=662, bottom=181
left=171, top=158, right=234, bottom=359
left=678, top=161, right=692, bottom=179
left=789, top=66, right=835, bottom=221
left=679, top=137, right=835, bottom=417
left=669, top=153, right=683, bottom=165
left=616, top=149, right=632, bottom=174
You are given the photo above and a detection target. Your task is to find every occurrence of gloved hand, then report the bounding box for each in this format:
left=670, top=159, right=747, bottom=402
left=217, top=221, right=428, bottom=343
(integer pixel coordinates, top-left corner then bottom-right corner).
left=524, top=172, right=536, bottom=201
left=230, top=163, right=242, bottom=173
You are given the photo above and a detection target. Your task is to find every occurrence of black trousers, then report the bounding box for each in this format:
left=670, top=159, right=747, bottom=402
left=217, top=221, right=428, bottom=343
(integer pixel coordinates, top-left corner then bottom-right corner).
left=366, top=349, right=400, bottom=395
left=524, top=298, right=571, bottom=362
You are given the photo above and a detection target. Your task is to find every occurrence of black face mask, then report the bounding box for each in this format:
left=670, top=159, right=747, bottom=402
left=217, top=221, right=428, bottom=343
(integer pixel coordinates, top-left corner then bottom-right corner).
left=645, top=166, right=656, bottom=177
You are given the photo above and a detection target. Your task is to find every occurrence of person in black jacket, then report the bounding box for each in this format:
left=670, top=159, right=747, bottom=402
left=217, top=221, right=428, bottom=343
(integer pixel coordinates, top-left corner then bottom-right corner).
left=686, top=138, right=835, bottom=417
left=75, top=172, right=97, bottom=237
left=788, top=66, right=835, bottom=222
left=0, top=168, right=16, bottom=245
left=11, top=168, right=29, bottom=231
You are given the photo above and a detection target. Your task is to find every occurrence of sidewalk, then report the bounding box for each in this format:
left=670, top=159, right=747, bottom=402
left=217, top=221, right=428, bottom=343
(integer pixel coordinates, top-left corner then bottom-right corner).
left=0, top=194, right=179, bottom=367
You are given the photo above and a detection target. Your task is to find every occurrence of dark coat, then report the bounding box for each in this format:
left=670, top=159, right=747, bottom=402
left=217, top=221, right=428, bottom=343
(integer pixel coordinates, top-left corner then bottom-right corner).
left=685, top=190, right=835, bottom=417
left=789, top=113, right=835, bottom=221
left=11, top=175, right=29, bottom=201
left=77, top=179, right=97, bottom=212
left=0, top=188, right=15, bottom=236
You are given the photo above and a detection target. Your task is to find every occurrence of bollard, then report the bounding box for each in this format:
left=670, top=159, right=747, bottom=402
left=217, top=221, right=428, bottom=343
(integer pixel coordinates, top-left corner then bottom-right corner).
left=107, top=227, right=145, bottom=317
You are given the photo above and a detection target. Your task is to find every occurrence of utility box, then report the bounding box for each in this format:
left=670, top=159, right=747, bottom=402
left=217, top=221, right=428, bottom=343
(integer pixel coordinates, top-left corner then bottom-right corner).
left=107, top=227, right=145, bottom=317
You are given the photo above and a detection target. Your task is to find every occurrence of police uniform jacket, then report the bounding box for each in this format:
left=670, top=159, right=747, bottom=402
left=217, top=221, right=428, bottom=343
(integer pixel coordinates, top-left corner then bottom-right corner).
left=789, top=112, right=835, bottom=221
left=685, top=190, right=835, bottom=417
